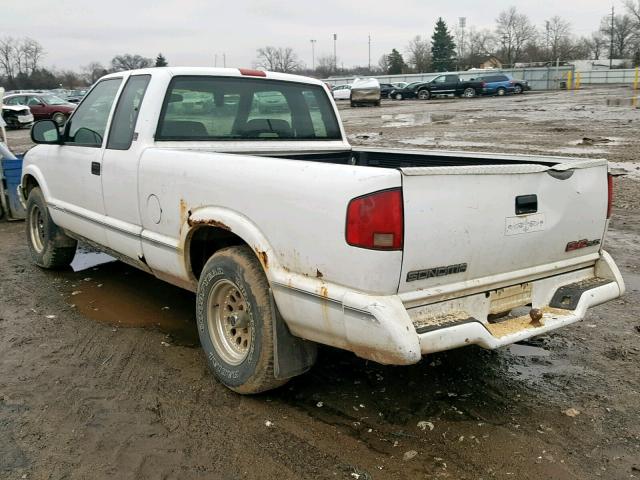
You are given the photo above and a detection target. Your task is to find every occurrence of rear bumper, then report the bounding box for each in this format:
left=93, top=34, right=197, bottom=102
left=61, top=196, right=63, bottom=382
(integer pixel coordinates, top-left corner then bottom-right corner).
left=274, top=251, right=624, bottom=365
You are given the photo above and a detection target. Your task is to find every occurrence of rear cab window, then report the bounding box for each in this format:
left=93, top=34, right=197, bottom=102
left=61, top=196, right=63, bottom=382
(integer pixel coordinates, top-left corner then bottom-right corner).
left=156, top=76, right=341, bottom=141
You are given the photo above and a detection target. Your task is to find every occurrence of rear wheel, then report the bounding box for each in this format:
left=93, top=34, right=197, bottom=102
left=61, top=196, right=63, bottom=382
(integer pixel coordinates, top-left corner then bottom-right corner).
left=196, top=246, right=288, bottom=394
left=26, top=187, right=77, bottom=269
left=417, top=89, right=430, bottom=100
left=52, top=112, right=66, bottom=126
left=394, top=92, right=403, bottom=100
left=496, top=87, right=506, bottom=96
left=462, top=87, right=476, bottom=98
left=514, top=84, right=523, bottom=94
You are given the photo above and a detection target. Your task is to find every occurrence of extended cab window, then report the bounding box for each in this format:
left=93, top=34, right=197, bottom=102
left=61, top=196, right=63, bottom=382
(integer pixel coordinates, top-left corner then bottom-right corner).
left=156, top=76, right=341, bottom=141
left=65, top=78, right=122, bottom=147
left=107, top=75, right=151, bottom=150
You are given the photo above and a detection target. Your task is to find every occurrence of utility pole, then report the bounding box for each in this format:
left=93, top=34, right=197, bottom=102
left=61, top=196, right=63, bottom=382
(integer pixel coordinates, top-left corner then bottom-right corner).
left=368, top=35, right=371, bottom=72
left=609, top=5, right=615, bottom=69
left=458, top=17, right=466, bottom=71
left=310, top=39, right=316, bottom=71
left=214, top=54, right=218, bottom=67
left=333, top=33, right=337, bottom=74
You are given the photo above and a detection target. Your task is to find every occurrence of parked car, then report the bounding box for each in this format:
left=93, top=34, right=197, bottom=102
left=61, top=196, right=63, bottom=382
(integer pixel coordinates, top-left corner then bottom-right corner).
left=476, top=74, right=516, bottom=96
left=22, top=67, right=624, bottom=394
left=255, top=91, right=289, bottom=113
left=3, top=93, right=76, bottom=125
left=392, top=82, right=408, bottom=89
left=379, top=83, right=395, bottom=98
left=1, top=104, right=34, bottom=128
left=350, top=78, right=380, bottom=107
left=65, top=89, right=88, bottom=103
left=332, top=84, right=351, bottom=100
left=508, top=75, right=531, bottom=94
left=387, top=81, right=429, bottom=100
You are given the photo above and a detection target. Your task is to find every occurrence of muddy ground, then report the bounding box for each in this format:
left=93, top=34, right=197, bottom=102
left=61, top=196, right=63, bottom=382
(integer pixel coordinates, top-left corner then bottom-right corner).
left=1, top=86, right=639, bottom=480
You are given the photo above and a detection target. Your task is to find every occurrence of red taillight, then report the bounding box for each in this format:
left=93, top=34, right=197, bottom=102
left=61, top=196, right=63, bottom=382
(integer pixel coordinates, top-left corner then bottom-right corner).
left=238, top=68, right=266, bottom=77
left=346, top=188, right=403, bottom=250
left=607, top=173, right=613, bottom=219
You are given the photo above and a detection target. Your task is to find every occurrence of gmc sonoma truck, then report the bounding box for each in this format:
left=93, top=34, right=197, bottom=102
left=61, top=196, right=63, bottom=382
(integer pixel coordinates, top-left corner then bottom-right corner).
left=21, top=67, right=624, bottom=394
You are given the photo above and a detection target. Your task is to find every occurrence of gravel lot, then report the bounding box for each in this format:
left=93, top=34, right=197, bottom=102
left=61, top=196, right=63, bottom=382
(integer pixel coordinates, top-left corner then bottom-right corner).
left=1, top=86, right=639, bottom=480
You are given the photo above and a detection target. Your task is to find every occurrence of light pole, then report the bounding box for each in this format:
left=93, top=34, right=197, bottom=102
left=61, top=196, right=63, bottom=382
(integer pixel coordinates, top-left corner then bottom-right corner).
left=310, top=39, right=317, bottom=71
left=368, top=35, right=371, bottom=72
left=333, top=33, right=337, bottom=74
left=458, top=17, right=466, bottom=70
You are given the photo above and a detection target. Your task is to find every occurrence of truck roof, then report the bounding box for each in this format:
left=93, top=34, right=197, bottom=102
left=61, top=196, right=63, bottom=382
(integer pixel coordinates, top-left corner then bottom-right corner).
left=101, top=67, right=326, bottom=87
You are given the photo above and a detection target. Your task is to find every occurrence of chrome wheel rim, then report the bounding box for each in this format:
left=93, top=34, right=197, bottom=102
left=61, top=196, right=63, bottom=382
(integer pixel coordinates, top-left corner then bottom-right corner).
left=395, top=93, right=402, bottom=100
left=464, top=88, right=474, bottom=98
left=207, top=279, right=251, bottom=365
left=29, top=204, right=45, bottom=253
left=514, top=85, right=522, bottom=94
left=497, top=89, right=505, bottom=96
left=418, top=90, right=428, bottom=100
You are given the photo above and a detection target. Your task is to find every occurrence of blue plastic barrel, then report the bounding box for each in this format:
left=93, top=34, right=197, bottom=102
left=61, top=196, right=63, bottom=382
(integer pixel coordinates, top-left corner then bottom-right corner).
left=1, top=154, right=26, bottom=219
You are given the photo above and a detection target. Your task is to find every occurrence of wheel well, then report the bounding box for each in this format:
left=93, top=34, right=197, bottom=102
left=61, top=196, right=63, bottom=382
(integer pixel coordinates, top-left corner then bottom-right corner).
left=187, top=226, right=248, bottom=280
left=23, top=174, right=39, bottom=198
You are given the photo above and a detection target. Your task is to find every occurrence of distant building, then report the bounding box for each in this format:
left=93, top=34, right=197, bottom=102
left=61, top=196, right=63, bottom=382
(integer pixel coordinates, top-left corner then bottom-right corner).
left=568, top=59, right=632, bottom=71
left=476, top=55, right=502, bottom=69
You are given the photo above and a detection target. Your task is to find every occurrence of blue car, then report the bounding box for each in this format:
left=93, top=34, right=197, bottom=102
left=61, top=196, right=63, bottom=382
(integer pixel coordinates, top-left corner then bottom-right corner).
left=477, top=73, right=516, bottom=96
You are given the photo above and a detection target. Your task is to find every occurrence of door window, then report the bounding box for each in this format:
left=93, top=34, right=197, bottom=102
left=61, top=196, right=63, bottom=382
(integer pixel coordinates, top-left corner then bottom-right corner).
left=445, top=75, right=459, bottom=83
left=27, top=96, right=42, bottom=106
left=107, top=75, right=151, bottom=150
left=65, top=78, right=122, bottom=147
left=432, top=76, right=446, bottom=84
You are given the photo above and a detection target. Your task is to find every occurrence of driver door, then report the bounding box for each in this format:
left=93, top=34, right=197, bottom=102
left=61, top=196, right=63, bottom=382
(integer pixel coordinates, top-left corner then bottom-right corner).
left=43, top=78, right=123, bottom=246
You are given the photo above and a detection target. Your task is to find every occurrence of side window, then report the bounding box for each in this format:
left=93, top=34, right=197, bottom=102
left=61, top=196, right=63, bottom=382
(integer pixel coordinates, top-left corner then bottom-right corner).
left=27, top=96, right=41, bottom=106
left=432, top=76, right=446, bottom=84
left=65, top=78, right=122, bottom=147
left=445, top=75, right=459, bottom=83
left=107, top=75, right=151, bottom=150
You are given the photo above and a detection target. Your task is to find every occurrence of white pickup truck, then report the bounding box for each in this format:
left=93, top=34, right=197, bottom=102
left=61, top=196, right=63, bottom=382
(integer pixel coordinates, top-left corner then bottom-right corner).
left=21, top=67, right=624, bottom=394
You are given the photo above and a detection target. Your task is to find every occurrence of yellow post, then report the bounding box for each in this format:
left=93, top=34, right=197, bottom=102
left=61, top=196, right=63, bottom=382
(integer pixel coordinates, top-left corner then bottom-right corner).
left=634, top=66, right=639, bottom=91
left=567, top=70, right=573, bottom=91
left=575, top=72, right=581, bottom=90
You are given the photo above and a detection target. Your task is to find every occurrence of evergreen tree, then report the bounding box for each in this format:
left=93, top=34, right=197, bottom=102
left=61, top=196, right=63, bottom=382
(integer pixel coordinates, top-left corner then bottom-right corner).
left=386, top=49, right=405, bottom=74
left=430, top=18, right=456, bottom=72
left=155, top=53, right=168, bottom=67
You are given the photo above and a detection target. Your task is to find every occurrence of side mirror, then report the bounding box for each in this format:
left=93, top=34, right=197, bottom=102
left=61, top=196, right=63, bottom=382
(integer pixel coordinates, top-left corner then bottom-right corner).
left=31, top=120, right=62, bottom=144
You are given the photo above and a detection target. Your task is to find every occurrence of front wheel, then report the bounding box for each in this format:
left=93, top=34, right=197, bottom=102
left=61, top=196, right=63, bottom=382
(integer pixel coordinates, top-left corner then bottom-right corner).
left=393, top=92, right=403, bottom=100
left=496, top=87, right=506, bottom=96
left=26, top=187, right=77, bottom=269
left=196, top=246, right=288, bottom=394
left=462, top=87, right=476, bottom=98
left=417, top=89, right=430, bottom=100
left=514, top=84, right=523, bottom=94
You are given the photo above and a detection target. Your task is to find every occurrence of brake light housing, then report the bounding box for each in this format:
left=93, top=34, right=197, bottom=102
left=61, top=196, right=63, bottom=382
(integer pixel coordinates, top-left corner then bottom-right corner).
left=238, top=68, right=266, bottom=77
left=346, top=188, right=403, bottom=250
left=607, top=173, right=613, bottom=219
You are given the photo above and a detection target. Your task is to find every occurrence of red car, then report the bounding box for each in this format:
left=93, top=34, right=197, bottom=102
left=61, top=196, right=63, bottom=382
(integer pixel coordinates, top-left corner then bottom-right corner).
left=3, top=93, right=76, bottom=126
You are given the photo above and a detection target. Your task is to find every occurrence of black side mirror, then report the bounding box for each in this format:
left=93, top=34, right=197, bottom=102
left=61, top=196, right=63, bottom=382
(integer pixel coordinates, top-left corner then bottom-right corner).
left=31, top=119, right=62, bottom=144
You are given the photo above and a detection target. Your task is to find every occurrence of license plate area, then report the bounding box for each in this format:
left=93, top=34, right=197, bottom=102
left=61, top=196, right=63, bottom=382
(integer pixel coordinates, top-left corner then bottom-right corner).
left=488, top=283, right=532, bottom=315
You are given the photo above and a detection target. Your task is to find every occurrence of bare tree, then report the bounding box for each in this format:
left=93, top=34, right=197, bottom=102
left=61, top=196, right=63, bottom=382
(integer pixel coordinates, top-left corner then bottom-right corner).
left=21, top=38, right=46, bottom=74
left=110, top=54, right=153, bottom=72
left=254, top=46, right=302, bottom=73
left=315, top=55, right=336, bottom=77
left=406, top=35, right=431, bottom=73
left=83, top=62, right=108, bottom=84
left=582, top=33, right=607, bottom=59
left=0, top=37, right=16, bottom=79
left=601, top=14, right=636, bottom=58
left=465, top=28, right=498, bottom=65
left=377, top=54, right=390, bottom=74
left=545, top=16, right=572, bottom=60
left=496, top=7, right=537, bottom=65
left=625, top=0, right=640, bottom=25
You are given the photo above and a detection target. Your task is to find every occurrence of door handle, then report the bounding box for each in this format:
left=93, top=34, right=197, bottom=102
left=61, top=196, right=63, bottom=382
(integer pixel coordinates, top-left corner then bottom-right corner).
left=91, top=162, right=101, bottom=176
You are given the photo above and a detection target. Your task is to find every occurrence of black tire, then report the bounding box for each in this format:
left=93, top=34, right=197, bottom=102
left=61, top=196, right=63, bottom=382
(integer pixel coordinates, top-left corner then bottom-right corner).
left=394, top=92, right=403, bottom=100
left=350, top=100, right=355, bottom=107
left=496, top=87, right=506, bottom=96
left=462, top=87, right=476, bottom=98
left=375, top=100, right=381, bottom=107
left=26, top=187, right=77, bottom=269
left=196, top=245, right=288, bottom=394
left=514, top=84, right=524, bottom=94
left=417, top=89, right=430, bottom=100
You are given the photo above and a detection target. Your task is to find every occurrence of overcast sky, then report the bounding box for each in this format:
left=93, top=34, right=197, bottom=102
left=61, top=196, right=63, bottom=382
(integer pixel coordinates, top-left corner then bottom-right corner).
left=3, top=0, right=618, bottom=71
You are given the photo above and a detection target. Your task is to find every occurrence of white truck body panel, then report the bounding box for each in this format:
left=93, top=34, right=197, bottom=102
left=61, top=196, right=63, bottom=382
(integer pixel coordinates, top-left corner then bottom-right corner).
left=20, top=67, right=624, bottom=366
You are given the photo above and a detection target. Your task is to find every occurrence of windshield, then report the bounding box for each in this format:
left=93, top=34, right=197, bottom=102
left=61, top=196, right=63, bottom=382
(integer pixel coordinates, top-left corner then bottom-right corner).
left=157, top=76, right=342, bottom=141
left=43, top=95, right=69, bottom=105
left=406, top=82, right=422, bottom=89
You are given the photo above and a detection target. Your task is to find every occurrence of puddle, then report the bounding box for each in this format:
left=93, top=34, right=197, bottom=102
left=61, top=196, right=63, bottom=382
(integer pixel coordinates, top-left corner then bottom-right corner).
left=503, top=342, right=578, bottom=381
left=605, top=97, right=639, bottom=108
left=63, top=260, right=199, bottom=347
left=382, top=112, right=454, bottom=127
left=71, top=246, right=116, bottom=272
left=508, top=344, right=551, bottom=357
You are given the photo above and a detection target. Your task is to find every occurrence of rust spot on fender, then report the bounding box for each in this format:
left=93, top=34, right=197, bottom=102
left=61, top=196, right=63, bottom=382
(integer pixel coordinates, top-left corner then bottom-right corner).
left=187, top=218, right=232, bottom=231
left=255, top=249, right=269, bottom=270
left=316, top=269, right=323, bottom=278
left=320, top=286, right=329, bottom=298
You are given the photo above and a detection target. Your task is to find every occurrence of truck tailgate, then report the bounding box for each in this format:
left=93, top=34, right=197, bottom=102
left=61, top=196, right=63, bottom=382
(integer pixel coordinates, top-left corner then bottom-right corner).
left=399, top=159, right=609, bottom=294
